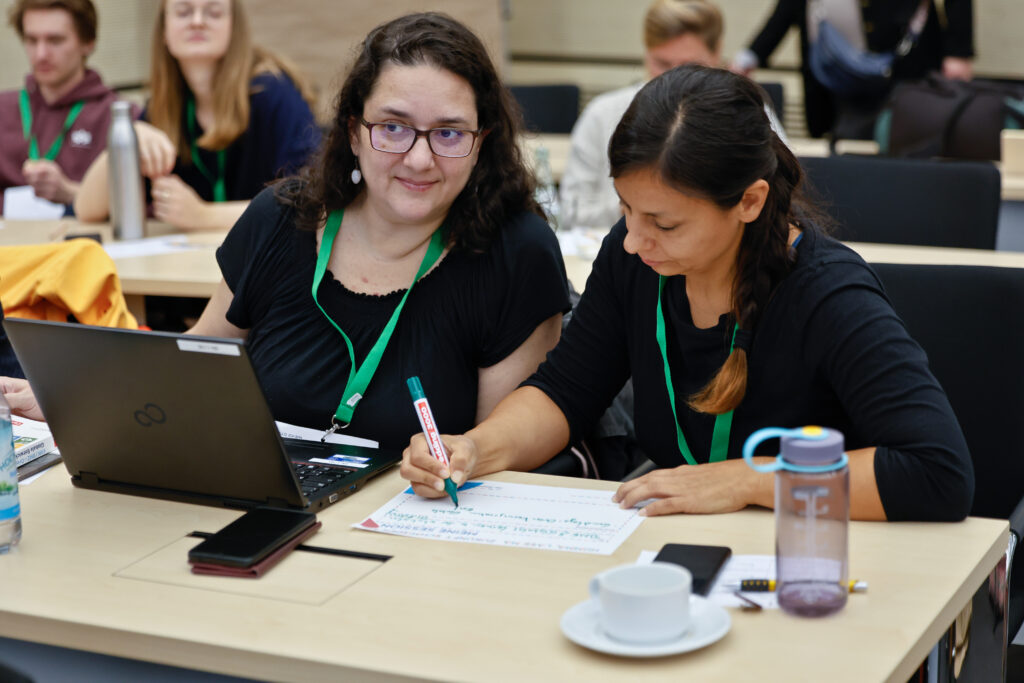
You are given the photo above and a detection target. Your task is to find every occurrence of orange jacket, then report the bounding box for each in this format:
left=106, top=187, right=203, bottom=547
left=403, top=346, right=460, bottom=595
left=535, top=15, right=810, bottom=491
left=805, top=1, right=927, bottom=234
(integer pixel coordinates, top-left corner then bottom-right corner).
left=0, top=238, right=138, bottom=328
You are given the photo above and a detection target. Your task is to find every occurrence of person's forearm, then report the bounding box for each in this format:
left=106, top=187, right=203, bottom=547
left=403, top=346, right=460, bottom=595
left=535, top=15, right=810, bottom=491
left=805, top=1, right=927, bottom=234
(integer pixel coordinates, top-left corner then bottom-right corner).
left=183, top=200, right=248, bottom=232
left=466, top=386, right=571, bottom=476
left=58, top=179, right=80, bottom=206
left=73, top=152, right=111, bottom=221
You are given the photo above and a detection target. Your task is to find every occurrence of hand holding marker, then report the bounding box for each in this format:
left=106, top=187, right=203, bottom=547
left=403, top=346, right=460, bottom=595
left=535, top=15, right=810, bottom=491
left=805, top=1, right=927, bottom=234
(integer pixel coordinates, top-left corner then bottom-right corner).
left=407, top=377, right=459, bottom=507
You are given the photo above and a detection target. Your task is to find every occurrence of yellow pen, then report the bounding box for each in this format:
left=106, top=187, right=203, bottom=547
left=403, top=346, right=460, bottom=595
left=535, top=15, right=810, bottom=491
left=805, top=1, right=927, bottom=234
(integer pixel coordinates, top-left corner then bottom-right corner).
left=728, top=579, right=868, bottom=593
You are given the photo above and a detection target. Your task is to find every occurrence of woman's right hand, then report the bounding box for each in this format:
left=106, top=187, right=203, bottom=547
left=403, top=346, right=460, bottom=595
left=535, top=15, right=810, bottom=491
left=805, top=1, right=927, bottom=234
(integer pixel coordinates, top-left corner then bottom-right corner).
left=133, top=121, right=177, bottom=179
left=0, top=377, right=44, bottom=422
left=400, top=433, right=478, bottom=499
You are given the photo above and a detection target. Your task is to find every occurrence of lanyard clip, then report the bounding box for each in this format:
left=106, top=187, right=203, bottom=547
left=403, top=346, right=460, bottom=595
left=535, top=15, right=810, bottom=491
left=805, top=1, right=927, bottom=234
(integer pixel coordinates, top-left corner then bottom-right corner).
left=320, top=418, right=349, bottom=442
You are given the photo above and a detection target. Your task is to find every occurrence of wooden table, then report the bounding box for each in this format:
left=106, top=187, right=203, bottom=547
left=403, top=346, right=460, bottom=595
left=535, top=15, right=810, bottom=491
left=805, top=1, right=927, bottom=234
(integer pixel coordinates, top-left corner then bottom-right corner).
left=523, top=133, right=1024, bottom=201
left=0, top=466, right=1006, bottom=682
left=562, top=241, right=1024, bottom=293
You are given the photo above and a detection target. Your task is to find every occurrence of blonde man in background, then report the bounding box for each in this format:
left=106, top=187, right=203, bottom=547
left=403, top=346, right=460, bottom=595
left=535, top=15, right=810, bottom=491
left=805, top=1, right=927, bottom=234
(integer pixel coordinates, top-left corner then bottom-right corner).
left=560, top=0, right=786, bottom=232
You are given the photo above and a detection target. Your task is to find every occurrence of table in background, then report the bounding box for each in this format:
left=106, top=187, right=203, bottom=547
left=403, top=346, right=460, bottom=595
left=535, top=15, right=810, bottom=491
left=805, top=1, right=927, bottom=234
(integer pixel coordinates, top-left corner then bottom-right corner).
left=562, top=240, right=1024, bottom=293
left=522, top=134, right=1024, bottom=202
left=0, top=220, right=223, bottom=323
left=0, top=466, right=1006, bottom=682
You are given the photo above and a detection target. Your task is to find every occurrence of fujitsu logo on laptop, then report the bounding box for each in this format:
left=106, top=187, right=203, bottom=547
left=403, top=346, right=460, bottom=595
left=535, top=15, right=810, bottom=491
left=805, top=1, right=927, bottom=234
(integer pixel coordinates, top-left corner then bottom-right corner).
left=133, top=403, right=167, bottom=427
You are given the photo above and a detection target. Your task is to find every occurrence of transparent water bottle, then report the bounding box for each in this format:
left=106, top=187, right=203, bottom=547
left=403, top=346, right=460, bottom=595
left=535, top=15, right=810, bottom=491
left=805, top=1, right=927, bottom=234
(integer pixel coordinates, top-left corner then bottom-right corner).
left=744, top=426, right=849, bottom=617
left=532, top=145, right=560, bottom=231
left=107, top=101, right=146, bottom=240
left=0, top=393, right=21, bottom=553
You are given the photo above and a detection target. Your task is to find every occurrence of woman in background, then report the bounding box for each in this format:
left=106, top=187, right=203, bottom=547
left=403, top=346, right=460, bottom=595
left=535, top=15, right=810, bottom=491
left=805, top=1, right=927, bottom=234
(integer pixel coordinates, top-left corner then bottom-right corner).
left=74, top=0, right=319, bottom=231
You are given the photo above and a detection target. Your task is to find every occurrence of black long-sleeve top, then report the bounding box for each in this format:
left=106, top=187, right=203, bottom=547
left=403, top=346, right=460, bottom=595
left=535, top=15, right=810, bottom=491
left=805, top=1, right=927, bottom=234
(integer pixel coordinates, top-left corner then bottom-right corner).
left=526, top=222, right=974, bottom=522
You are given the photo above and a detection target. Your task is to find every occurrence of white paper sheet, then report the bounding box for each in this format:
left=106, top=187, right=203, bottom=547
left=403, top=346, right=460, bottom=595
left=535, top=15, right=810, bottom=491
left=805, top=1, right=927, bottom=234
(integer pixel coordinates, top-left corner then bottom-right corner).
left=274, top=421, right=378, bottom=449
left=102, top=234, right=198, bottom=259
left=3, top=185, right=66, bottom=219
left=637, top=550, right=778, bottom=609
left=355, top=480, right=644, bottom=555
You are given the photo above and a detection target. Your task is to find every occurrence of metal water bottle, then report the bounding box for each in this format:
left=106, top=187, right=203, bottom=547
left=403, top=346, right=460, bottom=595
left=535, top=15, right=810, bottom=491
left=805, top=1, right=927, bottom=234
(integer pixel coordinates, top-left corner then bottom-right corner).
left=744, top=426, right=850, bottom=617
left=0, top=392, right=21, bottom=553
left=107, top=101, right=145, bottom=240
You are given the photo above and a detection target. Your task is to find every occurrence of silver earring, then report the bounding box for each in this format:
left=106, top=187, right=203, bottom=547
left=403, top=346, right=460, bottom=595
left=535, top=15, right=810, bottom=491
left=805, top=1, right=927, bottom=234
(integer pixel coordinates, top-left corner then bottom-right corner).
left=350, top=166, right=362, bottom=185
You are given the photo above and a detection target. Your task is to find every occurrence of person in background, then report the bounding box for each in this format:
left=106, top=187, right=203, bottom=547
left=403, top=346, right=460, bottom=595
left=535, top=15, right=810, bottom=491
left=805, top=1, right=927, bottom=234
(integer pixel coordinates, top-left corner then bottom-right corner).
left=0, top=0, right=127, bottom=217
left=402, top=65, right=973, bottom=523
left=74, top=0, right=320, bottom=231
left=732, top=0, right=973, bottom=138
left=559, top=0, right=786, bottom=233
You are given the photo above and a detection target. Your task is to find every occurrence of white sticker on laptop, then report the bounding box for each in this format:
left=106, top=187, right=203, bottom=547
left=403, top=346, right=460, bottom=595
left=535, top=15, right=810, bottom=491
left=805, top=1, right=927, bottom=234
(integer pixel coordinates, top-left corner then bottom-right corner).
left=176, top=339, right=241, bottom=356
left=311, top=455, right=371, bottom=468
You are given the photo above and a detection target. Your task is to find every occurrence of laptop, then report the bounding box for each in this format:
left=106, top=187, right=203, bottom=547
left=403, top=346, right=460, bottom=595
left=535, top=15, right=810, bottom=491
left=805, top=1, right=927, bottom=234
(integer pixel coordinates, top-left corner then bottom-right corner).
left=3, top=319, right=401, bottom=510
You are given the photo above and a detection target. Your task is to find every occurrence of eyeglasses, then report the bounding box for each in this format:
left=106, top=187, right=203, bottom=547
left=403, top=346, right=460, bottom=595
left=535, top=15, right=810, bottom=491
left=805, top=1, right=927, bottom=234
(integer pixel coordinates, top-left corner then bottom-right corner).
left=360, top=119, right=482, bottom=158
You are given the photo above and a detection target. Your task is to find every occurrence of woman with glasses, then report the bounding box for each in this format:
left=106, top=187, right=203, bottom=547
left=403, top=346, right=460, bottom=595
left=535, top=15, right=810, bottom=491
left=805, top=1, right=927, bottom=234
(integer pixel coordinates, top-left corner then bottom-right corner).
left=401, top=65, right=973, bottom=523
left=176, top=13, right=568, bottom=449
left=73, top=0, right=319, bottom=231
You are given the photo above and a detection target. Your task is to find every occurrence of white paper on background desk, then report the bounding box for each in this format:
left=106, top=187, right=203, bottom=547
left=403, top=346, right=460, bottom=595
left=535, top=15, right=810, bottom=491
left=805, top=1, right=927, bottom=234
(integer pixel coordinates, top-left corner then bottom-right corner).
left=638, top=550, right=779, bottom=609
left=2, top=186, right=66, bottom=219
left=102, top=234, right=199, bottom=259
left=355, top=480, right=644, bottom=554
left=275, top=421, right=378, bottom=449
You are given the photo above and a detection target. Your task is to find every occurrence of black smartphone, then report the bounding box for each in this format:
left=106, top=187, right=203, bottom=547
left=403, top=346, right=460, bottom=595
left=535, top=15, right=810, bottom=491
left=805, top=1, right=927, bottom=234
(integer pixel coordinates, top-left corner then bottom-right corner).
left=653, top=543, right=732, bottom=596
left=188, top=507, right=317, bottom=568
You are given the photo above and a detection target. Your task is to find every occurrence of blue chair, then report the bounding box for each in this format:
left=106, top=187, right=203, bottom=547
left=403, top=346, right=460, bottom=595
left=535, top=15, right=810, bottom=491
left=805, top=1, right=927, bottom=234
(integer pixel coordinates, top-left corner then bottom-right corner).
left=508, top=84, right=581, bottom=134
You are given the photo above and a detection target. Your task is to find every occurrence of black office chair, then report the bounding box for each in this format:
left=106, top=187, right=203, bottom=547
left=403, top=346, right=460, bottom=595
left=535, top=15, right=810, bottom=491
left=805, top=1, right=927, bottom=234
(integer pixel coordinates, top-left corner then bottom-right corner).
left=757, top=81, right=785, bottom=123
left=508, top=84, right=581, bottom=134
left=872, top=263, right=1024, bottom=680
left=799, top=155, right=1001, bottom=249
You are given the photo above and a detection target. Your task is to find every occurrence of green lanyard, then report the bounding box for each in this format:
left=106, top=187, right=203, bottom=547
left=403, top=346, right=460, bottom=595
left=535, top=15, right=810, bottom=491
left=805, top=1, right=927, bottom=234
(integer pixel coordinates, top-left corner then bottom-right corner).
left=18, top=89, right=84, bottom=161
left=312, top=209, right=445, bottom=436
left=655, top=276, right=738, bottom=466
left=185, top=96, right=226, bottom=202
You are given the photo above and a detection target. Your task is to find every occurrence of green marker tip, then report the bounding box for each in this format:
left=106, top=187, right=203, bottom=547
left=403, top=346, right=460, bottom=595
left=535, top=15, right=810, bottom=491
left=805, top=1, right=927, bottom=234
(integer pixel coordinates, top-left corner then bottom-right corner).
left=444, top=478, right=459, bottom=508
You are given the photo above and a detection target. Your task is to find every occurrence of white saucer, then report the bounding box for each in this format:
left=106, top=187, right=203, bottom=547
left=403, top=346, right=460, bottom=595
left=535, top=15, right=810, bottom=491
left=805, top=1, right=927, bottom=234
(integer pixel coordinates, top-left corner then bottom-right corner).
left=560, top=595, right=730, bottom=658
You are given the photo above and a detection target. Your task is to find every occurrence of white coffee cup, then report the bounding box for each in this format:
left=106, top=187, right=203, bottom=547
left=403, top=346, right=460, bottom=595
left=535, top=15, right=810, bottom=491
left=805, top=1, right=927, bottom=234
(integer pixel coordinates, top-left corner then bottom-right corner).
left=588, top=562, right=692, bottom=643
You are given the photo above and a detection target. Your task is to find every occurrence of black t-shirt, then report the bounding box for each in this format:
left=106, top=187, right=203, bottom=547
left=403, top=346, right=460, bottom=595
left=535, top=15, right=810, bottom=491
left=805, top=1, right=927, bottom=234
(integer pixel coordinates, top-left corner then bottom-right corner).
left=217, top=186, right=570, bottom=449
left=526, top=221, right=973, bottom=522
left=143, top=73, right=320, bottom=202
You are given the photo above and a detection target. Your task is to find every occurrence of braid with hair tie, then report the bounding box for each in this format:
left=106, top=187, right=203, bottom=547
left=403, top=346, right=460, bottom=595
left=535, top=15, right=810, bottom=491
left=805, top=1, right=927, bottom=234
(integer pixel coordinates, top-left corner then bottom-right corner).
left=687, top=130, right=802, bottom=415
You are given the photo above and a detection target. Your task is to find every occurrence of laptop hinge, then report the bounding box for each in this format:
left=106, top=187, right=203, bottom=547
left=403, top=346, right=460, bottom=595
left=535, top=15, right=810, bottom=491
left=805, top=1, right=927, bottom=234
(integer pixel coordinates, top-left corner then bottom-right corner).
left=80, top=471, right=99, bottom=486
left=265, top=497, right=294, bottom=509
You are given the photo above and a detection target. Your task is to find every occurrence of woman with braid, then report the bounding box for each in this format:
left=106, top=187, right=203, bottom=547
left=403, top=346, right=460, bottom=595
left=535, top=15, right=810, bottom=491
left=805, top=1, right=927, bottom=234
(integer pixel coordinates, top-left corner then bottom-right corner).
left=401, top=65, right=974, bottom=523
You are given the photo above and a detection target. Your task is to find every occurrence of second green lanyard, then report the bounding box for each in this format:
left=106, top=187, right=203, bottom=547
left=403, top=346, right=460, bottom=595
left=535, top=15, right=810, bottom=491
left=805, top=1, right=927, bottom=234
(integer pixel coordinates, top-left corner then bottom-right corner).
left=186, top=96, right=226, bottom=202
left=19, top=89, right=83, bottom=161
left=655, top=275, right=737, bottom=466
left=312, top=209, right=445, bottom=432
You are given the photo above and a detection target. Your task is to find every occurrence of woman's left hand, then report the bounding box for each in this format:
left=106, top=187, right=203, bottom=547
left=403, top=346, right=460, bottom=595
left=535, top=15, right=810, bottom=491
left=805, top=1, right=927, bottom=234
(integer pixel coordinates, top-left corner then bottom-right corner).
left=152, top=174, right=209, bottom=230
left=612, top=459, right=767, bottom=516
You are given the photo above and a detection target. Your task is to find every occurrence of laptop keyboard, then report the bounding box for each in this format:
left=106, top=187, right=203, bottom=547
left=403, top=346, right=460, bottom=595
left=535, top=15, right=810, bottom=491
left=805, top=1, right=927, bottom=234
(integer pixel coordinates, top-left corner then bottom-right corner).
left=292, top=462, right=355, bottom=497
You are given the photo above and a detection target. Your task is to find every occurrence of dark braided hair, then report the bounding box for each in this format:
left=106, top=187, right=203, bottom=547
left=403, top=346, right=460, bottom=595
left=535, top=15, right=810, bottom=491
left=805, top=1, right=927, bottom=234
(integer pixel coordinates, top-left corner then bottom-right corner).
left=608, top=65, right=809, bottom=414
left=277, top=12, right=540, bottom=251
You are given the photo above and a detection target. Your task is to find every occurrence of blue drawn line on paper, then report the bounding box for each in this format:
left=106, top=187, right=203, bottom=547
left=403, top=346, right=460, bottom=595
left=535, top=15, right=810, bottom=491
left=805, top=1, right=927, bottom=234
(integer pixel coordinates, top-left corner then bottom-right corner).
left=403, top=481, right=485, bottom=495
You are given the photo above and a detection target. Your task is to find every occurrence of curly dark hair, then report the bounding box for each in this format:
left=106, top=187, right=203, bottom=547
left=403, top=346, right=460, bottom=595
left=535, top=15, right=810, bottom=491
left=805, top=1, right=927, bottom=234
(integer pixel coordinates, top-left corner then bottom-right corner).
left=278, top=12, right=540, bottom=251
left=609, top=65, right=816, bottom=414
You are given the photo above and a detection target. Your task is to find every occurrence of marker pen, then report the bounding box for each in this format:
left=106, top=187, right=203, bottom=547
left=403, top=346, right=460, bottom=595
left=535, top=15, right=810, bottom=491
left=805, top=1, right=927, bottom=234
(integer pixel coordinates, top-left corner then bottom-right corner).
left=407, top=376, right=459, bottom=508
